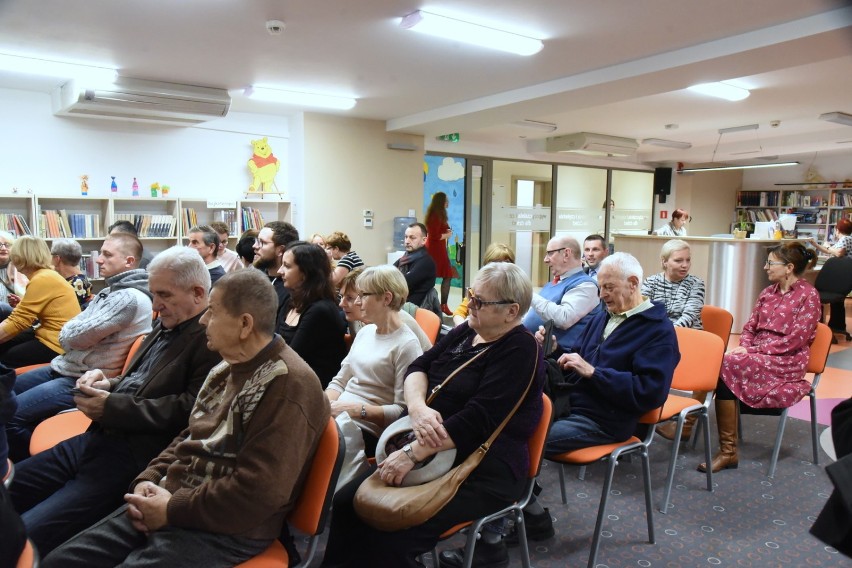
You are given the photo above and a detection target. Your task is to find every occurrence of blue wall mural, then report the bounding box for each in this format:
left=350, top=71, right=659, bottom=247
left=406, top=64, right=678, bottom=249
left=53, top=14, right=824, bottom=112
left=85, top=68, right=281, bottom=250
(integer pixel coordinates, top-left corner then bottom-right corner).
left=423, top=155, right=465, bottom=288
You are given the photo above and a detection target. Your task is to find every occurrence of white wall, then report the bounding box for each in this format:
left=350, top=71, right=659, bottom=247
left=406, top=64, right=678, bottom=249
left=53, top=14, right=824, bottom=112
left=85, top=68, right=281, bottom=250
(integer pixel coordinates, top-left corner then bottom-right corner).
left=302, top=114, right=424, bottom=266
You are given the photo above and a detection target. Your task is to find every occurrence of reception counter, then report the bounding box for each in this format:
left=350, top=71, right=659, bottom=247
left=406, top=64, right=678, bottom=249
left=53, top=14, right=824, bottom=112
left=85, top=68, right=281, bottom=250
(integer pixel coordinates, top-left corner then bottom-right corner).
left=613, top=235, right=805, bottom=332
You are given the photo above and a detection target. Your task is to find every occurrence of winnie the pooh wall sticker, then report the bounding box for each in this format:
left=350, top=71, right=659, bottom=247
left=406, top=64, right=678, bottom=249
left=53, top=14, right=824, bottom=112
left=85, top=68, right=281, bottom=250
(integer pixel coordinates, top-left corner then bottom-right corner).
left=247, top=137, right=283, bottom=198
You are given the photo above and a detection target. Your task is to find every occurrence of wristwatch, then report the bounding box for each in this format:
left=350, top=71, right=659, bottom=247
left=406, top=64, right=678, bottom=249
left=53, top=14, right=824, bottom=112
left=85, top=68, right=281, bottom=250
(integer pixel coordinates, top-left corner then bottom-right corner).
left=402, top=443, right=420, bottom=465
left=360, top=404, right=367, bottom=419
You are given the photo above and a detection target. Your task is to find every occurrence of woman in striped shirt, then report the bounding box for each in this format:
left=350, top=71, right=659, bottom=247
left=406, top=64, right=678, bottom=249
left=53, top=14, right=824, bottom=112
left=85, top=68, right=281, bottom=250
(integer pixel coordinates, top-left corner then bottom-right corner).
left=641, top=239, right=705, bottom=330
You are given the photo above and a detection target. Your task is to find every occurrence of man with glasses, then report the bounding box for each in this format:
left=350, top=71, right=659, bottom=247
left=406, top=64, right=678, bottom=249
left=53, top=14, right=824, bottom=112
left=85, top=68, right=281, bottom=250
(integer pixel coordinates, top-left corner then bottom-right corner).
left=522, top=236, right=601, bottom=351
left=252, top=221, right=299, bottom=332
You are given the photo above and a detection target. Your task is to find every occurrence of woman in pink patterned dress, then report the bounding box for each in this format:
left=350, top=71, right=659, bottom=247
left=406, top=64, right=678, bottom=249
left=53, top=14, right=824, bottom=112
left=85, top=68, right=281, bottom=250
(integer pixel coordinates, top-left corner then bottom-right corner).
left=699, top=242, right=820, bottom=473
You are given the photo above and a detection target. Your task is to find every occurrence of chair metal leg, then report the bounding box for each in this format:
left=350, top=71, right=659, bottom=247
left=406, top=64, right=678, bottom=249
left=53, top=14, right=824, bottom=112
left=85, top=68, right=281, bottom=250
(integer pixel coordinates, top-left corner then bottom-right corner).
left=768, top=409, right=789, bottom=478
left=810, top=392, right=820, bottom=466
left=659, top=416, right=685, bottom=514
left=640, top=446, right=655, bottom=544
left=461, top=529, right=479, bottom=568
left=578, top=465, right=587, bottom=480
left=516, top=506, right=532, bottom=568
left=587, top=456, right=619, bottom=568
left=701, top=411, right=713, bottom=492
left=558, top=463, right=568, bottom=504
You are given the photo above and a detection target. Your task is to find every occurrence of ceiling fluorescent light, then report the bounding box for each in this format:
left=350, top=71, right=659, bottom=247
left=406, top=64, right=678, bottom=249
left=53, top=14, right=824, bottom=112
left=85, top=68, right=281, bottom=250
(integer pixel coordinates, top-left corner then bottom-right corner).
left=0, top=52, right=116, bottom=87
left=400, top=10, right=543, bottom=56
left=680, top=161, right=798, bottom=173
left=511, top=120, right=557, bottom=132
left=244, top=86, right=356, bottom=110
left=819, top=111, right=852, bottom=127
left=688, top=82, right=750, bottom=102
left=642, top=138, right=692, bottom=149
left=718, top=124, right=759, bottom=135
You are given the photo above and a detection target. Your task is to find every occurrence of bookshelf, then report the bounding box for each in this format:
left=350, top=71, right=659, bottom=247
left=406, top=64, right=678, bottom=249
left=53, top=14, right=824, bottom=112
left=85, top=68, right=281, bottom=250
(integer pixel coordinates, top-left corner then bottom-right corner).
left=734, top=185, right=852, bottom=243
left=239, top=199, right=291, bottom=233
left=0, top=195, right=35, bottom=237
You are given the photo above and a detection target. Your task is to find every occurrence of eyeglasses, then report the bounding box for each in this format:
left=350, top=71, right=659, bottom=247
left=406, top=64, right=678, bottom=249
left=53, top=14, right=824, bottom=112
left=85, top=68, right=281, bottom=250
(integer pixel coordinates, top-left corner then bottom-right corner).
left=764, top=260, right=788, bottom=267
left=255, top=238, right=272, bottom=247
left=544, top=247, right=566, bottom=257
left=0, top=243, right=10, bottom=249
left=466, top=288, right=515, bottom=310
left=356, top=292, right=376, bottom=301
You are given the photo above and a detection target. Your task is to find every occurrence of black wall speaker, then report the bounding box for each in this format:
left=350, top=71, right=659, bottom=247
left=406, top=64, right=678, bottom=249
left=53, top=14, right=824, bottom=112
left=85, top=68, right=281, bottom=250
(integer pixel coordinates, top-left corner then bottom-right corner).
left=653, top=167, right=673, bottom=196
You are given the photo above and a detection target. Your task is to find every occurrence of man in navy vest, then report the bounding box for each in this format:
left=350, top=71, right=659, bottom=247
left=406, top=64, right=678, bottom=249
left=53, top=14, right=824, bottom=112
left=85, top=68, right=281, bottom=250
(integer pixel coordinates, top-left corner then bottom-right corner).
left=522, top=236, right=601, bottom=351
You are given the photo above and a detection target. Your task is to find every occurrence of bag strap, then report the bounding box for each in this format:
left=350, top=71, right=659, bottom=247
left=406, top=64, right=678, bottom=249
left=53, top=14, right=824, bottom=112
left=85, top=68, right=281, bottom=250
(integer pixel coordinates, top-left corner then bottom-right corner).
left=478, top=343, right=540, bottom=453
left=425, top=345, right=491, bottom=404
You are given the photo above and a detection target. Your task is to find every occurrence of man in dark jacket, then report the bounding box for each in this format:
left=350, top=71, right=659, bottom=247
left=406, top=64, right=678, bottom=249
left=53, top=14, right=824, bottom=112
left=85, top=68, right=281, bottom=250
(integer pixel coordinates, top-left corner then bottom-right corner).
left=394, top=223, right=436, bottom=306
left=8, top=246, right=222, bottom=555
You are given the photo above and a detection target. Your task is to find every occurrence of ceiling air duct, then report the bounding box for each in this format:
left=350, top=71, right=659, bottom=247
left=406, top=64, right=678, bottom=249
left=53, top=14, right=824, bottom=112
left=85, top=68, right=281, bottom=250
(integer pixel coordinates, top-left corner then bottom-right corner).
left=545, top=132, right=638, bottom=157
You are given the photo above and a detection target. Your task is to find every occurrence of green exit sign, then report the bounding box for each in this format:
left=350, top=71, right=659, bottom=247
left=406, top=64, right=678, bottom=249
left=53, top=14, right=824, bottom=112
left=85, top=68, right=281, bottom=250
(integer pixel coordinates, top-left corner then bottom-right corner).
left=436, top=133, right=460, bottom=142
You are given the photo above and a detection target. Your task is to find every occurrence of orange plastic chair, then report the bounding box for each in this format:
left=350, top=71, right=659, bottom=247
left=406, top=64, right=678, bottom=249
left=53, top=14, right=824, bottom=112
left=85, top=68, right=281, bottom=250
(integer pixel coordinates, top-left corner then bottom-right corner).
left=14, top=363, right=49, bottom=376
left=120, top=334, right=147, bottom=375
left=700, top=305, right=733, bottom=350
left=236, top=416, right=344, bottom=568
left=657, top=327, right=724, bottom=514
left=548, top=405, right=664, bottom=568
left=741, top=322, right=833, bottom=478
left=28, top=409, right=93, bottom=456
left=414, top=308, right=441, bottom=344
left=432, top=394, right=553, bottom=568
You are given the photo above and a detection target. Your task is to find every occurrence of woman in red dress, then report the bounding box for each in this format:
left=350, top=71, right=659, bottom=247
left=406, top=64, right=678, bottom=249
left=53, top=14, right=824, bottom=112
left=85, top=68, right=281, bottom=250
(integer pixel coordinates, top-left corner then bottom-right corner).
left=425, top=192, right=454, bottom=316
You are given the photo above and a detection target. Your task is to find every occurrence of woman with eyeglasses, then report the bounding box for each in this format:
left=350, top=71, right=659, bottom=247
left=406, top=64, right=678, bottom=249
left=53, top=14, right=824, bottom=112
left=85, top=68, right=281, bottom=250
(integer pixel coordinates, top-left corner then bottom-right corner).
left=326, top=266, right=424, bottom=463
left=277, top=241, right=347, bottom=388
left=321, top=262, right=544, bottom=568
left=0, top=232, right=28, bottom=321
left=699, top=242, right=820, bottom=474
left=452, top=243, right=515, bottom=327
left=0, top=236, right=80, bottom=367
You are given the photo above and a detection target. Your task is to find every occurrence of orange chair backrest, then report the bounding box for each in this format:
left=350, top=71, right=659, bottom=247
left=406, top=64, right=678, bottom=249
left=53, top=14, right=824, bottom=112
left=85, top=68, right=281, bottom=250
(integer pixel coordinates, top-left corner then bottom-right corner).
left=527, top=394, right=553, bottom=479
left=414, top=308, right=441, bottom=344
left=121, top=335, right=147, bottom=376
left=288, top=417, right=344, bottom=537
left=29, top=410, right=92, bottom=455
left=807, top=323, right=833, bottom=375
left=700, top=305, right=733, bottom=350
left=672, top=327, right=724, bottom=392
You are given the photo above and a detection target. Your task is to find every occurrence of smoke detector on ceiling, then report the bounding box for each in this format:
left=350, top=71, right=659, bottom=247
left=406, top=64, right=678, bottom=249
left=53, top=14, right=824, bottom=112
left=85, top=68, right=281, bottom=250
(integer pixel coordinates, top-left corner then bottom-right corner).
left=266, top=20, right=286, bottom=35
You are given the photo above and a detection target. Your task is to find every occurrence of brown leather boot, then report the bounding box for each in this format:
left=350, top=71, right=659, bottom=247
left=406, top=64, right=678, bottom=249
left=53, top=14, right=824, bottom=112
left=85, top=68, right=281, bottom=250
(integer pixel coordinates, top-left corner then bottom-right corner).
left=697, top=398, right=739, bottom=473
left=657, top=390, right=708, bottom=441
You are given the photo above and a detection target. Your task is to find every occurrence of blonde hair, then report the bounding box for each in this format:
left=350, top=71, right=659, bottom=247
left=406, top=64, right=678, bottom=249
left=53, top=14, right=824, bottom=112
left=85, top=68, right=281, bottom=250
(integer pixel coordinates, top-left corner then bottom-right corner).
left=10, top=236, right=53, bottom=271
left=483, top=243, right=515, bottom=264
left=356, top=265, right=409, bottom=311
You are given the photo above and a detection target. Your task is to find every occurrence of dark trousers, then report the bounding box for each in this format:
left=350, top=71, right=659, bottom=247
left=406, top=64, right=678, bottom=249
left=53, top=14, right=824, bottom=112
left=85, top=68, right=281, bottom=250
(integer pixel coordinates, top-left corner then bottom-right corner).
left=42, top=504, right=271, bottom=568
left=828, top=300, right=848, bottom=333
left=9, top=431, right=145, bottom=555
left=0, top=329, right=62, bottom=368
left=320, top=458, right=525, bottom=568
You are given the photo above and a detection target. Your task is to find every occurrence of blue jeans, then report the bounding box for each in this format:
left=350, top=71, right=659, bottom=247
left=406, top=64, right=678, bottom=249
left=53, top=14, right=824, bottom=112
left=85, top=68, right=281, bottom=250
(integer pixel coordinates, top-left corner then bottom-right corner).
left=6, top=367, right=76, bottom=462
left=9, top=431, right=145, bottom=556
left=545, top=413, right=620, bottom=456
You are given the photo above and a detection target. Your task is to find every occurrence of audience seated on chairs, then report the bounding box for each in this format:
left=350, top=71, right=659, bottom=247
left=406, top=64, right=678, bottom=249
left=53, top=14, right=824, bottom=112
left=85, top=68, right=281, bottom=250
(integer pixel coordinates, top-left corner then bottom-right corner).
left=522, top=235, right=601, bottom=352
left=186, top=224, right=226, bottom=285
left=641, top=239, right=706, bottom=441
left=0, top=236, right=80, bottom=368
left=8, top=246, right=221, bottom=556
left=326, top=231, right=365, bottom=291
left=484, top=252, right=679, bottom=567
left=453, top=243, right=515, bottom=327
left=813, top=254, right=852, bottom=342
left=0, top=231, right=28, bottom=323
left=108, top=220, right=154, bottom=269
left=6, top=234, right=153, bottom=462
left=253, top=221, right=300, bottom=332
left=326, top=266, right=423, bottom=461
left=810, top=219, right=852, bottom=340
left=341, top=268, right=432, bottom=352
left=393, top=222, right=437, bottom=309
left=49, top=239, right=91, bottom=309
left=42, top=269, right=330, bottom=568
left=0, top=363, right=15, bottom=480
left=235, top=229, right=258, bottom=268
left=699, top=242, right=821, bottom=474
left=209, top=221, right=243, bottom=273
left=277, top=241, right=347, bottom=388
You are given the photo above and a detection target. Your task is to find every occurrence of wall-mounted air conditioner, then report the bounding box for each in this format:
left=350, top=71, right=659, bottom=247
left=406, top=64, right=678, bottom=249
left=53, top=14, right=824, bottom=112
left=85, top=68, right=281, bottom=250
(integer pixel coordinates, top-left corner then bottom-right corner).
left=545, top=132, right=638, bottom=157
left=52, top=78, right=231, bottom=126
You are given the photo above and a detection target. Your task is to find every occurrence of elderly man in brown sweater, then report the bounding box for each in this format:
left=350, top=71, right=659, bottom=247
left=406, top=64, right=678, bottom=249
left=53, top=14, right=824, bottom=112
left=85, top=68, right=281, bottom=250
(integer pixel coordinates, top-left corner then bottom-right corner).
left=43, top=269, right=331, bottom=568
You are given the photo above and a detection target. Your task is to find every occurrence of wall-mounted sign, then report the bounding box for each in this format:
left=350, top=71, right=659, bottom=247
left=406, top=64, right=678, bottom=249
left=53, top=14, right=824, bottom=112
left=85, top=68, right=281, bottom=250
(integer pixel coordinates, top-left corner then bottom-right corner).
left=436, top=133, right=460, bottom=142
left=207, top=200, right=237, bottom=208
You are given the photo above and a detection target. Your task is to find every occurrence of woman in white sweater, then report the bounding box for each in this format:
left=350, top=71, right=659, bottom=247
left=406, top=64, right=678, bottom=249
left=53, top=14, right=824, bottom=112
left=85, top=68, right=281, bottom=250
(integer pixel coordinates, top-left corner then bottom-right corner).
left=326, top=265, right=424, bottom=456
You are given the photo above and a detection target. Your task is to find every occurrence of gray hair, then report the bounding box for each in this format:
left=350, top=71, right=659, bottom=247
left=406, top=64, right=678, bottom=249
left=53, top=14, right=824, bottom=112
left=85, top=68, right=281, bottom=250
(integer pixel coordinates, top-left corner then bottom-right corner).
left=148, top=246, right=211, bottom=291
left=356, top=265, right=408, bottom=311
left=599, top=252, right=643, bottom=281
left=660, top=239, right=690, bottom=263
left=189, top=225, right=220, bottom=258
left=474, top=262, right=532, bottom=316
left=212, top=269, right=277, bottom=335
left=50, top=238, right=83, bottom=266
left=0, top=231, right=16, bottom=246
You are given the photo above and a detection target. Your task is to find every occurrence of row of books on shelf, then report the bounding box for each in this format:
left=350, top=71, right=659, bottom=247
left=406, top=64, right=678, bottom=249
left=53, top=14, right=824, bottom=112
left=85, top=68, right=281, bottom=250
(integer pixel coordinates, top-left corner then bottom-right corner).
left=241, top=207, right=266, bottom=231
left=736, top=191, right=779, bottom=207
left=830, top=210, right=852, bottom=224
left=0, top=214, right=32, bottom=236
left=831, top=193, right=852, bottom=207
left=79, top=253, right=100, bottom=279
left=182, top=208, right=244, bottom=236
left=181, top=208, right=200, bottom=236
left=40, top=210, right=102, bottom=239
left=738, top=208, right=779, bottom=222
left=113, top=214, right=176, bottom=238
left=784, top=191, right=827, bottom=207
